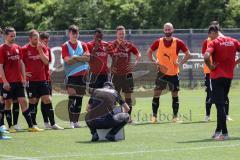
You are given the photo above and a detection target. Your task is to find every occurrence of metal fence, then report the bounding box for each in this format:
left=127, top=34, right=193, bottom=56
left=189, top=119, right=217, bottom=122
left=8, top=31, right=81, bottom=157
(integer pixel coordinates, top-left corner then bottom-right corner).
left=14, top=29, right=240, bottom=89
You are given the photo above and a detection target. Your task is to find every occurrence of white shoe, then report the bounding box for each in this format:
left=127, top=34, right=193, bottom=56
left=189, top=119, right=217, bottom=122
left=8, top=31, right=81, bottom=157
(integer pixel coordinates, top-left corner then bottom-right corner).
left=51, top=124, right=64, bottom=130
left=0, top=125, right=7, bottom=130
left=70, top=122, right=75, bottom=129
left=226, top=115, right=233, bottom=121
left=204, top=116, right=210, bottom=122
left=73, top=122, right=81, bottom=128
left=44, top=123, right=52, bottom=129
left=13, top=124, right=22, bottom=131
left=33, top=125, right=38, bottom=128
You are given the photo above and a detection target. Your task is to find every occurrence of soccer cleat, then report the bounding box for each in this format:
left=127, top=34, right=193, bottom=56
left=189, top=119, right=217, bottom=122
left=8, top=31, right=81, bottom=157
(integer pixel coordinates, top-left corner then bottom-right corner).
left=211, top=132, right=221, bottom=139
left=172, top=117, right=183, bottom=123
left=150, top=116, right=158, bottom=123
left=51, top=124, right=64, bottom=130
left=13, top=124, right=22, bottom=131
left=73, top=122, right=81, bottom=128
left=0, top=125, right=7, bottom=130
left=69, top=122, right=75, bottom=129
left=204, top=116, right=211, bottom=122
left=28, top=126, right=44, bottom=132
left=0, top=135, right=12, bottom=140
left=91, top=133, right=99, bottom=142
left=226, top=115, right=233, bottom=121
left=44, top=123, right=52, bottom=129
left=214, top=134, right=230, bottom=141
left=8, top=126, right=17, bottom=133
left=105, top=133, right=116, bottom=142
left=0, top=126, right=9, bottom=134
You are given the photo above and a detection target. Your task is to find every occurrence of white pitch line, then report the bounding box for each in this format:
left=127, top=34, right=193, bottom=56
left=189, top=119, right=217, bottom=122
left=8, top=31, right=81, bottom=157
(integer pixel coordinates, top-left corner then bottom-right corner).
left=26, top=143, right=240, bottom=159
left=0, top=155, right=39, bottom=160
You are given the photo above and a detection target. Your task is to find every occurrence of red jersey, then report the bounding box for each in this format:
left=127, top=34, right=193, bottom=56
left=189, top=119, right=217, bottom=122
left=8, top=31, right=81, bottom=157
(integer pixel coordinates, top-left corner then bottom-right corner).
left=0, top=43, right=23, bottom=82
left=202, top=39, right=208, bottom=54
left=61, top=41, right=89, bottom=76
left=87, top=40, right=112, bottom=74
left=22, top=44, right=49, bottom=81
left=109, top=40, right=140, bottom=75
left=150, top=37, right=188, bottom=53
left=45, top=47, right=51, bottom=81
left=206, top=36, right=240, bottom=79
left=0, top=44, right=3, bottom=83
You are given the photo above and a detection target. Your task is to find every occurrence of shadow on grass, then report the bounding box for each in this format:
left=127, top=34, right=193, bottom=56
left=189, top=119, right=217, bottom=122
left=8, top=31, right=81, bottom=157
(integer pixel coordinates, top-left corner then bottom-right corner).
left=177, top=137, right=240, bottom=143
left=180, top=120, right=216, bottom=124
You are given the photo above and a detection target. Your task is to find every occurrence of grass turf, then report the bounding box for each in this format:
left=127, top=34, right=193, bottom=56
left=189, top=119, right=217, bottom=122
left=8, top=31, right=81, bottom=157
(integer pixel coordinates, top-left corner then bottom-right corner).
left=0, top=87, right=240, bottom=160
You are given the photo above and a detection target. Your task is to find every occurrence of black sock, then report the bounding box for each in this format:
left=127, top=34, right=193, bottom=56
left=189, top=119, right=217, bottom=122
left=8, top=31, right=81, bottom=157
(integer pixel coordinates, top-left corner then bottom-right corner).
left=172, top=97, right=179, bottom=118
left=125, top=98, right=132, bottom=115
left=42, top=103, right=55, bottom=126
left=41, top=102, right=49, bottom=123
left=4, top=110, right=12, bottom=128
left=12, top=102, right=20, bottom=125
left=0, top=103, right=4, bottom=126
left=29, top=103, right=37, bottom=125
left=152, top=97, right=160, bottom=117
left=68, top=96, right=75, bottom=122
left=225, top=97, right=229, bottom=116
left=216, top=103, right=228, bottom=134
left=72, top=97, right=82, bottom=123
left=22, top=109, right=33, bottom=128
left=206, top=95, right=212, bottom=116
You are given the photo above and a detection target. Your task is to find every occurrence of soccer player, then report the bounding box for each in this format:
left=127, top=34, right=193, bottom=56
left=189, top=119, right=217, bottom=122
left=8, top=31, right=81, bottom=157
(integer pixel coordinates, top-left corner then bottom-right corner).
left=85, top=82, right=130, bottom=142
left=202, top=21, right=232, bottom=122
left=87, top=28, right=112, bottom=92
left=22, top=29, right=63, bottom=130
left=147, top=22, right=191, bottom=123
left=0, top=27, right=5, bottom=130
left=0, top=27, right=42, bottom=132
left=204, top=25, right=240, bottom=140
left=61, top=25, right=90, bottom=129
left=109, top=26, right=141, bottom=123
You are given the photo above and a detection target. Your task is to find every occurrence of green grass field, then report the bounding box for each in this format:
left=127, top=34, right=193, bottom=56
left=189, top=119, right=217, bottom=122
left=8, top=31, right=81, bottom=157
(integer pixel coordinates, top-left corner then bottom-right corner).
left=1, top=87, right=240, bottom=160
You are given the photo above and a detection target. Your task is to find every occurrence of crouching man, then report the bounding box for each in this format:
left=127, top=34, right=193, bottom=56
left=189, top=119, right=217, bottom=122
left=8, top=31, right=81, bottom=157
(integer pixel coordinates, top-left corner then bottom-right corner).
left=85, top=82, right=130, bottom=142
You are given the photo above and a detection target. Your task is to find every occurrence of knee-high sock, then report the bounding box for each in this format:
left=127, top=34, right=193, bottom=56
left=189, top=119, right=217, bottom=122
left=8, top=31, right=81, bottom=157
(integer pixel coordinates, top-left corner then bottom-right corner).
left=4, top=110, right=12, bottom=128
left=42, top=103, right=55, bottom=126
left=225, top=97, right=229, bottom=116
left=0, top=103, right=5, bottom=126
left=68, top=96, right=83, bottom=123
left=41, top=102, right=49, bottom=123
left=22, top=109, right=33, bottom=128
left=12, top=102, right=20, bottom=125
left=152, top=97, right=160, bottom=117
left=205, top=94, right=212, bottom=116
left=125, top=98, right=132, bottom=115
left=172, top=97, right=179, bottom=118
left=215, top=103, right=227, bottom=134
left=29, top=103, right=37, bottom=125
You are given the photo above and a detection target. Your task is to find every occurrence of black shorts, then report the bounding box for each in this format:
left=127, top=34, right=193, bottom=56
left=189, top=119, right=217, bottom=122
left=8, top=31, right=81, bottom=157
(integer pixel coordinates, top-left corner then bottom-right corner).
left=111, top=73, right=134, bottom=93
left=210, top=78, right=231, bottom=104
left=26, top=81, right=50, bottom=99
left=66, top=75, right=86, bottom=95
left=155, top=72, right=180, bottom=92
left=89, top=73, right=108, bottom=89
left=47, top=81, right=52, bottom=96
left=2, top=82, right=25, bottom=100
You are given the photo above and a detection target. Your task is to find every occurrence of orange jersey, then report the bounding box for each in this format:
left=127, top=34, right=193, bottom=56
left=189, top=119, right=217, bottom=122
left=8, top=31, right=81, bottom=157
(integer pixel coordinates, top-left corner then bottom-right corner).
left=156, top=38, right=179, bottom=76
left=202, top=38, right=212, bottom=74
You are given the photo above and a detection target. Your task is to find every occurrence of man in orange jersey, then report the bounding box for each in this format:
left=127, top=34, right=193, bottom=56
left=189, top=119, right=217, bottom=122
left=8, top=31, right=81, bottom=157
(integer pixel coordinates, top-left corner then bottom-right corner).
left=147, top=23, right=191, bottom=123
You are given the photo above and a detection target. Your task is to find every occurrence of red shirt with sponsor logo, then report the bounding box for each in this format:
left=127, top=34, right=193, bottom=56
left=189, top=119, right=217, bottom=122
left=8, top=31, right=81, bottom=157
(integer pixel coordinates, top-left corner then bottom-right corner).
left=87, top=40, right=112, bottom=74
left=22, top=44, right=49, bottom=81
left=61, top=41, right=89, bottom=76
left=109, top=40, right=140, bottom=75
left=150, top=37, right=188, bottom=53
left=0, top=43, right=23, bottom=82
left=45, top=47, right=51, bottom=81
left=206, top=36, right=240, bottom=79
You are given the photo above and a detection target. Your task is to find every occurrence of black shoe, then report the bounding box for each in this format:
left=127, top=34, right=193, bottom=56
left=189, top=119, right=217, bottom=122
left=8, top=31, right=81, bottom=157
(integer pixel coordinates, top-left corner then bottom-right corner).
left=105, top=133, right=116, bottom=141
left=91, top=133, right=99, bottom=142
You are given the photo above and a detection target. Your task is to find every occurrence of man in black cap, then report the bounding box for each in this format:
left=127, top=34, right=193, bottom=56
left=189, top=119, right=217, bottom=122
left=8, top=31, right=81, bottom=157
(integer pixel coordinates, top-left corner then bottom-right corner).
left=85, top=82, right=130, bottom=142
